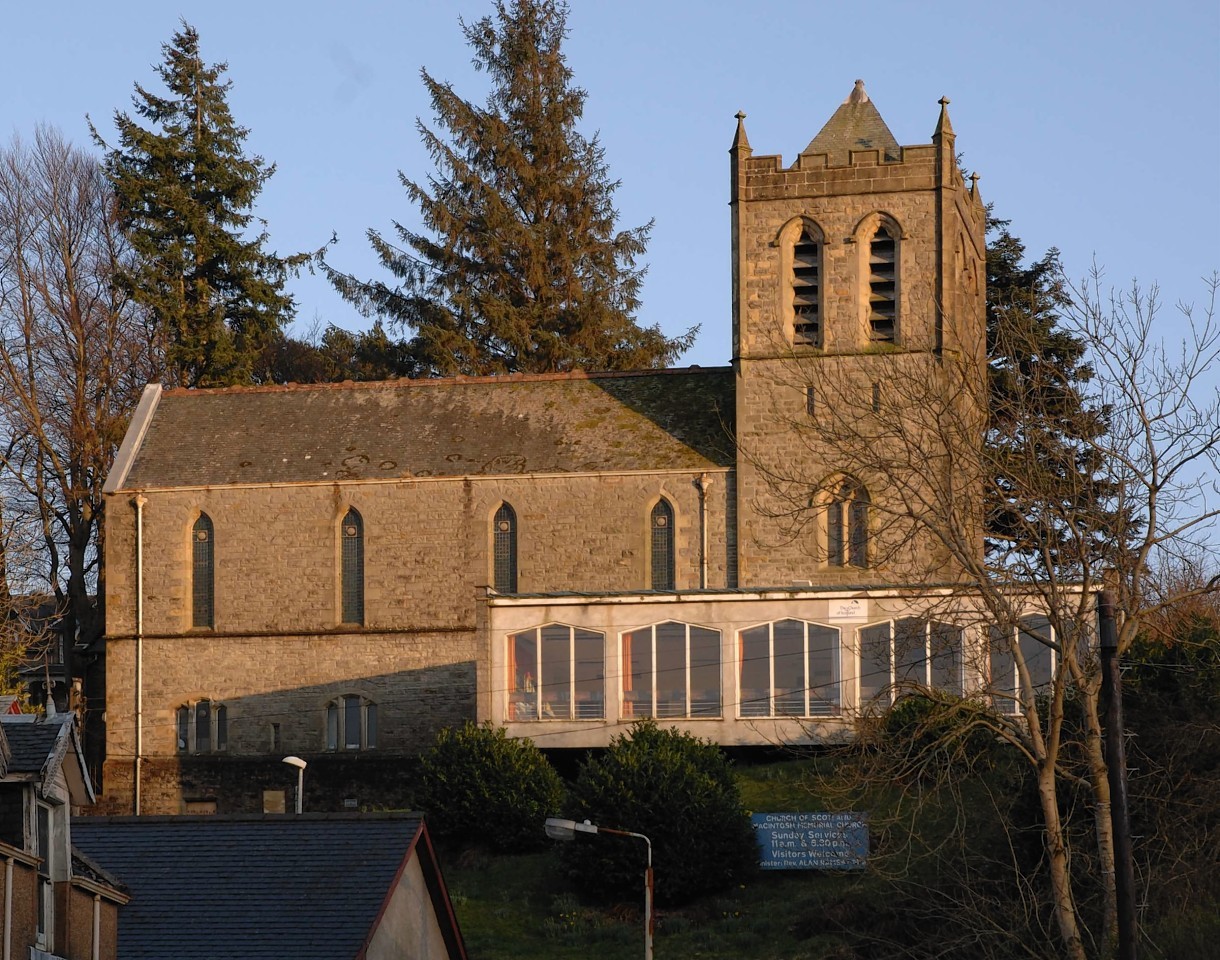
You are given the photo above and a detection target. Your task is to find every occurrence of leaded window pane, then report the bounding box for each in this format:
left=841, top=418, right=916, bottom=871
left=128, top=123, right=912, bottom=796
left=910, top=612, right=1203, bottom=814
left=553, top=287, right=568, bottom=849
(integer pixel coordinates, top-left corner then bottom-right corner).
left=176, top=707, right=189, bottom=753
left=493, top=503, right=518, bottom=593
left=215, top=704, right=228, bottom=751
left=326, top=702, right=339, bottom=750
left=192, top=515, right=214, bottom=628
left=365, top=702, right=377, bottom=748
left=195, top=700, right=211, bottom=753
left=344, top=695, right=362, bottom=749
left=650, top=500, right=675, bottom=591
left=341, top=509, right=364, bottom=624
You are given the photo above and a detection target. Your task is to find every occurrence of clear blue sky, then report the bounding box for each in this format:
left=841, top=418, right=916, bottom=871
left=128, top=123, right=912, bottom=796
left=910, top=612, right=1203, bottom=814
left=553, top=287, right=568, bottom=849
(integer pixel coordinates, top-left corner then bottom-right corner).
left=3, top=0, right=1218, bottom=368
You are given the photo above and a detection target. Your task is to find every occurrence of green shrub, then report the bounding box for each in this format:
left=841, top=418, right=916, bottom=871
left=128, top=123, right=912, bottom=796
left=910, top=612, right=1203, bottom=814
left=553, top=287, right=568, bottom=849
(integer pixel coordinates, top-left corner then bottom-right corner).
left=562, top=722, right=758, bottom=905
left=416, top=722, right=564, bottom=853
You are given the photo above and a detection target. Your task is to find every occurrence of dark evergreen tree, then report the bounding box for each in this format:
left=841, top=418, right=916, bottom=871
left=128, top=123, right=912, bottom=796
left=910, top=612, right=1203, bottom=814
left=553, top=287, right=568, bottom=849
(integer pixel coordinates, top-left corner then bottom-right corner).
left=327, top=0, right=694, bottom=376
left=983, top=214, right=1122, bottom=572
left=259, top=322, right=420, bottom=384
left=95, top=22, right=294, bottom=387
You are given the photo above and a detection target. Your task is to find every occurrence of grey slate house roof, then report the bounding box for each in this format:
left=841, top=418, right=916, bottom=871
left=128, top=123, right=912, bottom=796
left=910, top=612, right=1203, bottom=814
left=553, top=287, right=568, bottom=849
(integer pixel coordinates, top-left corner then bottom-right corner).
left=72, top=813, right=466, bottom=960
left=2, top=714, right=71, bottom=772
left=0, top=713, right=94, bottom=804
left=106, top=366, right=735, bottom=492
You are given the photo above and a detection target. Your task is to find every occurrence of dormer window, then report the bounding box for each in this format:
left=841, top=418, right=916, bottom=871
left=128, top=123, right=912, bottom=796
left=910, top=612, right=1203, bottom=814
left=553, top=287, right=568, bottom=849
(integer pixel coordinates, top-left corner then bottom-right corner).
left=868, top=225, right=897, bottom=342
left=792, top=225, right=822, bottom=345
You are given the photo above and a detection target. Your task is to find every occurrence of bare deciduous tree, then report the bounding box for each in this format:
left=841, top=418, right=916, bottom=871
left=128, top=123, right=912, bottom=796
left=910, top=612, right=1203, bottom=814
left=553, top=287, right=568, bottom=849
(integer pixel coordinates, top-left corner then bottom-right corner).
left=0, top=126, right=162, bottom=704
left=754, top=272, right=1219, bottom=958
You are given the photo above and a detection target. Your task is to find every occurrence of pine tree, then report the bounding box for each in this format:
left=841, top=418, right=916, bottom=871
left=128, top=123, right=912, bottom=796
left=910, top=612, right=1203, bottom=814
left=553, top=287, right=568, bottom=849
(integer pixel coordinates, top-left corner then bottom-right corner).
left=984, top=214, right=1121, bottom=571
left=328, top=0, right=694, bottom=376
left=95, top=22, right=294, bottom=387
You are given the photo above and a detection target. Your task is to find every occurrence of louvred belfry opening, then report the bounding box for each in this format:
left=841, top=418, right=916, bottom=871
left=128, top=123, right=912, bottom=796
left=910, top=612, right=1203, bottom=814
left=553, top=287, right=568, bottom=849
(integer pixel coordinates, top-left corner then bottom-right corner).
left=868, top=226, right=897, bottom=341
left=792, top=226, right=821, bottom=345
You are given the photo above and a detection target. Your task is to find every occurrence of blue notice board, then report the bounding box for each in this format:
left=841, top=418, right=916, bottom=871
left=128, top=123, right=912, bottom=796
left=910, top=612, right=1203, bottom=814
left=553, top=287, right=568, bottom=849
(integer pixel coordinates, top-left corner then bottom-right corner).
left=752, top=812, right=868, bottom=870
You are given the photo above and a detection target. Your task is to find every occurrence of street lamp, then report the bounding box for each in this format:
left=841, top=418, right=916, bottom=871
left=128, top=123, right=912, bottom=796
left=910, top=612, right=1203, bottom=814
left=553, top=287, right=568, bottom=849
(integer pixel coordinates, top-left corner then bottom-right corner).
left=544, top=817, right=654, bottom=959
left=282, top=756, right=307, bottom=814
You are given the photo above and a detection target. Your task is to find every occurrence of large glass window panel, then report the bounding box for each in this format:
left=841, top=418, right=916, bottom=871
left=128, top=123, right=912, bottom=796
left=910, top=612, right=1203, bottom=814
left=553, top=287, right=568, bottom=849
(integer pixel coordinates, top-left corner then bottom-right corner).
left=895, top=618, right=928, bottom=688
left=574, top=629, right=604, bottom=719
left=511, top=630, right=539, bottom=720
left=654, top=621, right=688, bottom=718
left=540, top=625, right=572, bottom=719
left=623, top=627, right=653, bottom=719
left=689, top=626, right=721, bottom=716
left=1019, top=616, right=1055, bottom=692
left=858, top=623, right=892, bottom=704
left=739, top=626, right=770, bottom=717
left=989, top=624, right=1017, bottom=713
left=773, top=619, right=806, bottom=716
left=807, top=624, right=840, bottom=715
left=930, top=622, right=963, bottom=695
left=622, top=622, right=720, bottom=720
left=511, top=625, right=606, bottom=721
left=738, top=621, right=840, bottom=718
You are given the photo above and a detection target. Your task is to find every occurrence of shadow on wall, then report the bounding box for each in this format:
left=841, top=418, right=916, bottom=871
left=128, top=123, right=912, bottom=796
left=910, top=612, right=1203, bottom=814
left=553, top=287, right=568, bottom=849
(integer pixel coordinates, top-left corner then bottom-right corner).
left=92, top=661, right=477, bottom=816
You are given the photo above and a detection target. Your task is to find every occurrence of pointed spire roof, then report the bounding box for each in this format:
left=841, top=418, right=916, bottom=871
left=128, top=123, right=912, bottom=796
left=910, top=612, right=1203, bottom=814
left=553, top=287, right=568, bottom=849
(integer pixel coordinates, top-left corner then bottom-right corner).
left=802, top=80, right=901, bottom=164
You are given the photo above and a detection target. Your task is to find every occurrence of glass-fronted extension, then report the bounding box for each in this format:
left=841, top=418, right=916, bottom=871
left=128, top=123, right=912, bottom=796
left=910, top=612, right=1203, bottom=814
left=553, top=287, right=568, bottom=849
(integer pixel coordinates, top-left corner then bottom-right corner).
left=487, top=591, right=1066, bottom=747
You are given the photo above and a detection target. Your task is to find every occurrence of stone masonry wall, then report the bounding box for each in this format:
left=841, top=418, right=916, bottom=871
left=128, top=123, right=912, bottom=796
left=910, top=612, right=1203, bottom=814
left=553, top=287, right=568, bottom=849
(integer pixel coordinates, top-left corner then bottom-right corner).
left=101, top=467, right=734, bottom=812
left=732, top=136, right=984, bottom=587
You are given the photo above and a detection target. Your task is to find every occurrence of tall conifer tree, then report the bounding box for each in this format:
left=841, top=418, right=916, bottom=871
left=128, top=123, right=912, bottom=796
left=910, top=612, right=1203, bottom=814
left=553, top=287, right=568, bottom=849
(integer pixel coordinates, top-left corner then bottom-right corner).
left=984, top=216, right=1122, bottom=572
left=328, top=0, right=694, bottom=376
left=95, top=22, right=294, bottom=387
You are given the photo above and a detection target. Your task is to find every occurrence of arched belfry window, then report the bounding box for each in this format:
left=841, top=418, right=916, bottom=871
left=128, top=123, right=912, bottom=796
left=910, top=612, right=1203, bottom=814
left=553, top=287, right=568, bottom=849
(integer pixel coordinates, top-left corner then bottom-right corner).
left=650, top=499, right=675, bottom=591
left=493, top=502, right=518, bottom=593
left=341, top=508, right=364, bottom=624
left=191, top=514, right=214, bottom=629
left=827, top=481, right=869, bottom=569
left=868, top=225, right=897, bottom=342
left=792, top=223, right=822, bottom=346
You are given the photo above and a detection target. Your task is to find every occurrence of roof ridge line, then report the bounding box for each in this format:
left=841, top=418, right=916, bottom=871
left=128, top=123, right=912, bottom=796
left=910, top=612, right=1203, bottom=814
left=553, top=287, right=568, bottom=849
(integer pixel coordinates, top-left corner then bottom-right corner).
left=161, top=365, right=732, bottom=397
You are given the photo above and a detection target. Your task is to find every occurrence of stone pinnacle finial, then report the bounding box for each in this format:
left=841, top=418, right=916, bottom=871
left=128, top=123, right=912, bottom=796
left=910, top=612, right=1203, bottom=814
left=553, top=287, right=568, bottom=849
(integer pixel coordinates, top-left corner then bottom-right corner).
left=934, top=95, right=955, bottom=139
left=846, top=79, right=869, bottom=105
left=731, top=110, right=751, bottom=154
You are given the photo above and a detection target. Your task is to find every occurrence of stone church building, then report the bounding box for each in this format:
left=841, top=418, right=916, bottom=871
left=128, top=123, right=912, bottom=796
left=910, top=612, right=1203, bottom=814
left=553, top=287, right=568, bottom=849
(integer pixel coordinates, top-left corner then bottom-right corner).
left=96, top=82, right=994, bottom=814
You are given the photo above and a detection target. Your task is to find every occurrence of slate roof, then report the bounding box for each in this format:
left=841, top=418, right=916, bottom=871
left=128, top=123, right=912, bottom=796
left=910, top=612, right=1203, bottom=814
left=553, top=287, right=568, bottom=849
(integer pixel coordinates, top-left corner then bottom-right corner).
left=0, top=714, right=70, bottom=774
left=72, top=813, right=464, bottom=960
left=803, top=79, right=902, bottom=165
left=113, top=367, right=735, bottom=490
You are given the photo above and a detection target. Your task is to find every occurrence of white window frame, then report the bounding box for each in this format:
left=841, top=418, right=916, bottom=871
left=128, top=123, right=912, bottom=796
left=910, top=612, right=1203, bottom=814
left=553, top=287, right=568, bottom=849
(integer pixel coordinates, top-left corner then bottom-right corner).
left=621, top=621, right=722, bottom=720
left=737, top=619, right=841, bottom=719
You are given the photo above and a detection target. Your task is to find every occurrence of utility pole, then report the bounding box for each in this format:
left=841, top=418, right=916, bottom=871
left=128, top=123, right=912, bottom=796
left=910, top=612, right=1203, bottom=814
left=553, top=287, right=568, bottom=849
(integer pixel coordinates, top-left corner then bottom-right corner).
left=1098, top=590, right=1137, bottom=960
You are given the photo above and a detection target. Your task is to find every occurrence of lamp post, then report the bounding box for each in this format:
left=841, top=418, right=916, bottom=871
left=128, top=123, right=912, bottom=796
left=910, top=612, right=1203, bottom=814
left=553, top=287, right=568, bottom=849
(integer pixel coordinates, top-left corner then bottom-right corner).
left=281, top=756, right=307, bottom=814
left=545, top=817, right=653, bottom=959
